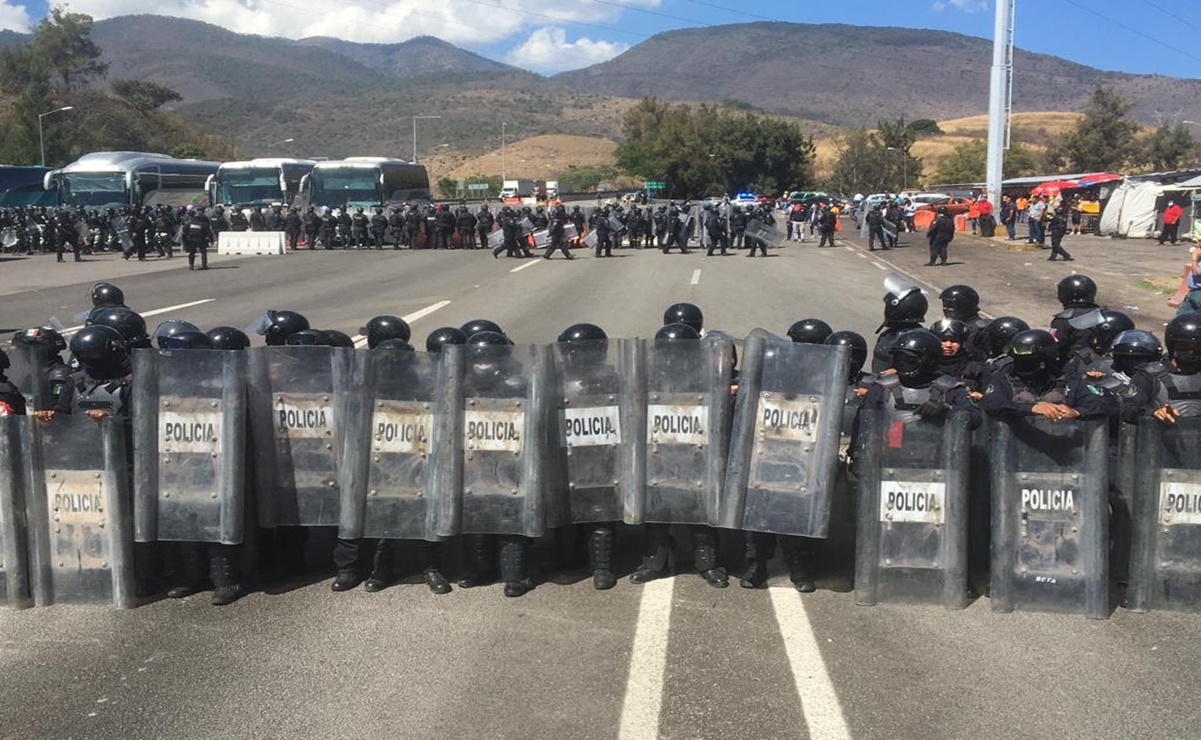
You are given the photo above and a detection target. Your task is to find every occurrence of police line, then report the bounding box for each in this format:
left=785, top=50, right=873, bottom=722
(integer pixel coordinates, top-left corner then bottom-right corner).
left=1, top=330, right=1197, bottom=619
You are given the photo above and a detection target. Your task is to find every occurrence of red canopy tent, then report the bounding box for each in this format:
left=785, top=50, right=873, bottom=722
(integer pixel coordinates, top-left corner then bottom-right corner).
left=1031, top=180, right=1080, bottom=196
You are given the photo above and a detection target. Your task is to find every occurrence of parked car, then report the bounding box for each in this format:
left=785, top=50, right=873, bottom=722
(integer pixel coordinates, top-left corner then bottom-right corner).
left=913, top=195, right=973, bottom=215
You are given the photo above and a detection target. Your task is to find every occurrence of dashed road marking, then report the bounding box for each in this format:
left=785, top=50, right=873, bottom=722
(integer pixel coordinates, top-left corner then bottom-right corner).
left=873, top=262, right=888, bottom=270
left=618, top=577, right=675, bottom=740
left=770, top=588, right=853, bottom=740
left=65, top=299, right=215, bottom=335
left=857, top=253, right=868, bottom=260
left=510, top=259, right=541, bottom=273
left=690, top=269, right=702, bottom=286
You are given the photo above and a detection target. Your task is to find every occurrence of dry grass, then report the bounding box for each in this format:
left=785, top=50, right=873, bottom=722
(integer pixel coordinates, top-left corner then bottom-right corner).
left=436, top=135, right=619, bottom=180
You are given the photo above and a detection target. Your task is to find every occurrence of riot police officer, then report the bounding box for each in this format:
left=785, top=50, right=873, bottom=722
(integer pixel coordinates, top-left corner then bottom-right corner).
left=1050, top=274, right=1102, bottom=353
left=11, top=326, right=74, bottom=411
left=1134, top=313, right=1201, bottom=423
left=980, top=329, right=1118, bottom=421
left=456, top=206, right=477, bottom=250
left=302, top=207, right=320, bottom=249
left=476, top=205, right=494, bottom=251
left=181, top=207, right=213, bottom=271
left=786, top=318, right=833, bottom=345
left=0, top=348, right=26, bottom=416
left=704, top=205, right=729, bottom=256
left=230, top=207, right=250, bottom=232
left=873, top=285, right=928, bottom=373
left=284, top=207, right=303, bottom=251
left=544, top=204, right=573, bottom=260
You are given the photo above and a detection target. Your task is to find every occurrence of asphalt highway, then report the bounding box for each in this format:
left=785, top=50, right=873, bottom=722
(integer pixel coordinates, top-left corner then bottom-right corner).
left=0, top=235, right=1197, bottom=740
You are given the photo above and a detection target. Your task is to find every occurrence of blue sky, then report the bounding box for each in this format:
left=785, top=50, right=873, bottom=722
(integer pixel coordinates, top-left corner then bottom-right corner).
left=4, top=0, right=1197, bottom=77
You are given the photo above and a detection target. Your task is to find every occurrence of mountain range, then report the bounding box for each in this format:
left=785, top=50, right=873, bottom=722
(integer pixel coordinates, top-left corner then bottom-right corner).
left=4, top=16, right=1199, bottom=164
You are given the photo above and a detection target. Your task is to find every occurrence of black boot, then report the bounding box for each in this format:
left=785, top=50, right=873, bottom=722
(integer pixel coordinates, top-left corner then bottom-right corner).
left=499, top=536, right=532, bottom=597
left=457, top=535, right=497, bottom=588
left=425, top=568, right=452, bottom=595
left=693, top=526, right=728, bottom=588
left=331, top=568, right=362, bottom=592
left=166, top=542, right=207, bottom=598
left=364, top=540, right=394, bottom=592
left=630, top=524, right=671, bottom=584
left=210, top=547, right=245, bottom=606
left=739, top=559, right=768, bottom=589
left=587, top=525, right=617, bottom=591
left=789, top=553, right=816, bottom=593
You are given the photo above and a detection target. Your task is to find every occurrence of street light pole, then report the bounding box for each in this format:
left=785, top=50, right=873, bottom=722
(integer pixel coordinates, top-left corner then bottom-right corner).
left=38, top=105, right=74, bottom=167
left=501, top=122, right=508, bottom=182
left=886, top=147, right=908, bottom=191
left=412, top=115, right=440, bottom=163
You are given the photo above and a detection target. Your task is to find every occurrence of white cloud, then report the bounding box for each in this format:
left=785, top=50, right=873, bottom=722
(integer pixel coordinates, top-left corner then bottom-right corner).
left=504, top=26, right=628, bottom=72
left=933, top=0, right=988, bottom=11
left=0, top=1, right=32, bottom=32
left=65, top=0, right=654, bottom=48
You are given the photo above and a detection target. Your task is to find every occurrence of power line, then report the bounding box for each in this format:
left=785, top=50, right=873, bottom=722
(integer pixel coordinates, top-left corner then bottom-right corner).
left=1059, top=0, right=1201, bottom=65
left=1141, top=0, right=1201, bottom=34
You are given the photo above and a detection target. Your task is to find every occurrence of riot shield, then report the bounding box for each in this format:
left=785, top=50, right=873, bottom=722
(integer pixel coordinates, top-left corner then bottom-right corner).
left=744, top=219, right=781, bottom=246
left=1, top=227, right=16, bottom=250
left=721, top=330, right=849, bottom=537
left=487, top=228, right=505, bottom=250
left=111, top=216, right=134, bottom=252
left=530, top=230, right=550, bottom=248
left=1127, top=417, right=1201, bottom=612
left=339, top=348, right=448, bottom=541
left=5, top=343, right=50, bottom=411
left=548, top=338, right=638, bottom=526
left=247, top=346, right=352, bottom=528
left=607, top=216, right=625, bottom=234
left=989, top=418, right=1109, bottom=618
left=853, top=410, right=971, bottom=609
left=583, top=231, right=599, bottom=248
left=0, top=417, right=32, bottom=608
left=434, top=342, right=553, bottom=538
left=132, top=349, right=246, bottom=544
left=624, top=332, right=735, bottom=526
left=25, top=414, right=135, bottom=609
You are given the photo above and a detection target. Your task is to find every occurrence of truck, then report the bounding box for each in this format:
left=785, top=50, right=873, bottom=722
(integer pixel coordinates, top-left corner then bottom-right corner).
left=545, top=180, right=559, bottom=199
left=500, top=179, right=537, bottom=200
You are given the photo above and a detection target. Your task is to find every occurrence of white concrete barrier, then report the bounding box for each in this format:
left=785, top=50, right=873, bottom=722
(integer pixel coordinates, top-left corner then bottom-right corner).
left=217, top=231, right=286, bottom=255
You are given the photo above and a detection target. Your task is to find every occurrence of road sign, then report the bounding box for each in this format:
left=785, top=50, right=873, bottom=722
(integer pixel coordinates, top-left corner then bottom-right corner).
left=644, top=181, right=666, bottom=190
left=467, top=183, right=490, bottom=191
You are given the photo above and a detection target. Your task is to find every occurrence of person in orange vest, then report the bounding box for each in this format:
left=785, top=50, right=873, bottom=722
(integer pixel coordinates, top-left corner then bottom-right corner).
left=967, top=199, right=981, bottom=235
left=1015, top=195, right=1029, bottom=225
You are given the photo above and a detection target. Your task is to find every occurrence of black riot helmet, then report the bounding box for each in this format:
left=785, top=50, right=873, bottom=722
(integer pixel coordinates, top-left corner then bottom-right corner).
left=257, top=309, right=310, bottom=346
left=655, top=323, right=701, bottom=341
left=1165, top=312, right=1201, bottom=374
left=939, top=284, right=980, bottom=320
left=153, top=319, right=201, bottom=349
left=928, top=318, right=970, bottom=345
left=89, top=282, right=125, bottom=308
left=824, top=330, right=868, bottom=380
left=468, top=330, right=511, bottom=347
left=882, top=288, right=928, bottom=326
left=460, top=319, right=504, bottom=339
left=69, top=325, right=128, bottom=377
left=91, top=307, right=150, bottom=349
left=361, top=315, right=411, bottom=349
left=1057, top=274, right=1098, bottom=308
left=206, top=326, right=250, bottom=351
left=786, top=318, right=833, bottom=345
left=557, top=323, right=607, bottom=345
left=1090, top=309, right=1135, bottom=355
left=374, top=338, right=414, bottom=351
left=986, top=316, right=1030, bottom=357
left=161, top=329, right=213, bottom=350
left=321, top=330, right=355, bottom=348
left=1006, top=329, right=1058, bottom=377
left=889, top=329, right=942, bottom=380
left=425, top=326, right=467, bottom=354
left=285, top=330, right=327, bottom=347
left=12, top=326, right=67, bottom=353
left=1110, top=329, right=1162, bottom=374
left=662, top=302, right=703, bottom=333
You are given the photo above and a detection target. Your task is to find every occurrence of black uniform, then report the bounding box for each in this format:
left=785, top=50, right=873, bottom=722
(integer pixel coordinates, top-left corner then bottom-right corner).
left=182, top=213, right=214, bottom=270
left=284, top=209, right=303, bottom=251
left=476, top=207, right=494, bottom=251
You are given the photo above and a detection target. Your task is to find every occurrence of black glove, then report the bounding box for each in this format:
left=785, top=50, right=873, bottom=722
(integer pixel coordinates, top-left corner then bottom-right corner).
left=917, top=400, right=950, bottom=420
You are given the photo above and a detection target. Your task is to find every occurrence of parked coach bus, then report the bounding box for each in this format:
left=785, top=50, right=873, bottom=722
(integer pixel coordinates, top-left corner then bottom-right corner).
left=301, top=157, right=430, bottom=210
left=209, top=158, right=316, bottom=208
left=44, top=151, right=220, bottom=209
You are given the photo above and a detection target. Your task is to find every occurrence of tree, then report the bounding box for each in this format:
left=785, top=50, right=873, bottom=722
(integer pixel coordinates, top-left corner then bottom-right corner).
left=907, top=118, right=943, bottom=137
left=877, top=116, right=917, bottom=154
left=1141, top=122, right=1196, bottom=172
left=614, top=98, right=816, bottom=199
left=112, top=79, right=182, bottom=112
left=28, top=6, right=108, bottom=91
left=933, top=140, right=1038, bottom=184
left=1063, top=85, right=1140, bottom=172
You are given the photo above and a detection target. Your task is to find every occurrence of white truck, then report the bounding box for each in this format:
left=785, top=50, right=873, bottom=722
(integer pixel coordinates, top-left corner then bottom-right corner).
left=500, top=179, right=536, bottom=199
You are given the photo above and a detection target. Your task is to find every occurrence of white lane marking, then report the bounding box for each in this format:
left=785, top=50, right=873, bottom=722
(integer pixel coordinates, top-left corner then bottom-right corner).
left=351, top=300, right=452, bottom=347
left=769, top=588, right=853, bottom=740
left=690, top=268, right=702, bottom=286
left=64, top=299, right=215, bottom=335
left=843, top=246, right=855, bottom=252
left=872, top=262, right=887, bottom=271
left=618, top=577, right=675, bottom=740
left=510, top=259, right=541, bottom=273
left=857, top=253, right=868, bottom=260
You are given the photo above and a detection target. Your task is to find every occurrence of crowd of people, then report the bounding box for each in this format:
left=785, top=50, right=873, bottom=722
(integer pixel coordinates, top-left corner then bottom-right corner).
left=3, top=271, right=1200, bottom=608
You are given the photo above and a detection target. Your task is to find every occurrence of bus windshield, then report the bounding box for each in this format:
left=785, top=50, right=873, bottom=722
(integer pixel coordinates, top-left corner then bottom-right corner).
left=60, top=172, right=127, bottom=207
left=311, top=168, right=379, bottom=207
left=218, top=167, right=282, bottom=205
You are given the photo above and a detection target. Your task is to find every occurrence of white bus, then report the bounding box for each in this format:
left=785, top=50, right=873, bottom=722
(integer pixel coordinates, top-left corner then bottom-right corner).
left=44, top=151, right=220, bottom=208
left=209, top=158, right=317, bottom=208
left=302, top=157, right=431, bottom=209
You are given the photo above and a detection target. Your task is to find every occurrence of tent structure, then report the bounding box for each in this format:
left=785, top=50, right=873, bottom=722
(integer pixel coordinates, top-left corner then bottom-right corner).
left=1099, top=181, right=1164, bottom=238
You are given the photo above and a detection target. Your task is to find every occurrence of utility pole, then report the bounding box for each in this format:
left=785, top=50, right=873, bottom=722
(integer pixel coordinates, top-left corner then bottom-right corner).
left=412, top=115, right=440, bottom=163
left=986, top=0, right=1015, bottom=209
